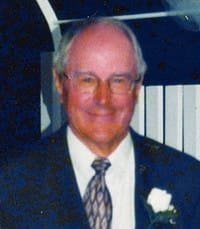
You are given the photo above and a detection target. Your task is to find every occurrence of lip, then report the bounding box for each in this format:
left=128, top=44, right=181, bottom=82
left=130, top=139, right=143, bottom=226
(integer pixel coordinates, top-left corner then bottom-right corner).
left=87, top=111, right=114, bottom=118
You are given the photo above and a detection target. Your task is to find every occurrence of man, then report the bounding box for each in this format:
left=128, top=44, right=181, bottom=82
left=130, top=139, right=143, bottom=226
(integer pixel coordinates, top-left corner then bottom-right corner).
left=0, top=18, right=200, bottom=229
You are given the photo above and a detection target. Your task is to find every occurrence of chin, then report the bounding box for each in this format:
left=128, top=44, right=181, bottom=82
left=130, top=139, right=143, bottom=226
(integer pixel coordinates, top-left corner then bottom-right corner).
left=86, top=126, right=126, bottom=145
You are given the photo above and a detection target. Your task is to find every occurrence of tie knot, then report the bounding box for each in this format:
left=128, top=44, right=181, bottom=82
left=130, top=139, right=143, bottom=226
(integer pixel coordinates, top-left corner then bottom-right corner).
left=92, top=158, right=111, bottom=174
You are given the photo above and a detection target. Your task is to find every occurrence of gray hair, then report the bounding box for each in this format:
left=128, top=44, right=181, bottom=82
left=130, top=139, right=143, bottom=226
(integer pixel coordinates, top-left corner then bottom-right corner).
left=53, top=17, right=147, bottom=80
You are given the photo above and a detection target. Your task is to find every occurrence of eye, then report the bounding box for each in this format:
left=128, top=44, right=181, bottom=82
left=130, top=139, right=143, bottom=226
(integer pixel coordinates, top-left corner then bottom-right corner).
left=77, top=74, right=96, bottom=85
left=82, top=76, right=95, bottom=83
left=111, top=76, right=127, bottom=84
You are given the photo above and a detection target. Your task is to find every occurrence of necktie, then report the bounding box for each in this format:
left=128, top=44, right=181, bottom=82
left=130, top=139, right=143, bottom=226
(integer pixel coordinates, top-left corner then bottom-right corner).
left=83, top=158, right=112, bottom=229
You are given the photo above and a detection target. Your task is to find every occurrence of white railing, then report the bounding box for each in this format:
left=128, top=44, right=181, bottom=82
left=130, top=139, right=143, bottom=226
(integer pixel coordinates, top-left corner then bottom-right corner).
left=131, top=85, right=200, bottom=160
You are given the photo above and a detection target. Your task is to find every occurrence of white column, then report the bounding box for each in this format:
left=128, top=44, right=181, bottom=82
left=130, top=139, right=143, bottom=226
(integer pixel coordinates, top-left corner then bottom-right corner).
left=146, top=86, right=163, bottom=143
left=165, top=85, right=183, bottom=151
left=183, top=85, right=200, bottom=160
left=131, top=86, right=145, bottom=135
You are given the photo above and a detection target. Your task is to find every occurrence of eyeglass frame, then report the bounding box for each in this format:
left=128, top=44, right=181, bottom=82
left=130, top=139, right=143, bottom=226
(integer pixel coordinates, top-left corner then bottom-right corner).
left=61, top=71, right=142, bottom=95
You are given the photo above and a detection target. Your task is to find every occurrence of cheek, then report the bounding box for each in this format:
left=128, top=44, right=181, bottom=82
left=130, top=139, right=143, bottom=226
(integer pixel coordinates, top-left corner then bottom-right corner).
left=118, top=99, right=135, bottom=120
left=118, top=94, right=138, bottom=123
left=63, top=87, right=91, bottom=115
left=117, top=93, right=136, bottom=109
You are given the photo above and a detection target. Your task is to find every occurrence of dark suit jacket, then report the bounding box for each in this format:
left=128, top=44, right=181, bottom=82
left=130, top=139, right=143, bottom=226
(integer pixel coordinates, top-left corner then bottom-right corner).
left=0, top=124, right=200, bottom=228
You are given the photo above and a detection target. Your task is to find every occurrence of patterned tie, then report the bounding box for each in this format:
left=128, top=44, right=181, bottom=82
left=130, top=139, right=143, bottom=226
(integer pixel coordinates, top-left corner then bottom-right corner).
left=83, top=158, right=112, bottom=229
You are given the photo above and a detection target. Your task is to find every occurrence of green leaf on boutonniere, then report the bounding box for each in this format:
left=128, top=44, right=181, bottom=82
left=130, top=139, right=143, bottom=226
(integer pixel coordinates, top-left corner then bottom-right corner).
left=142, top=188, right=178, bottom=228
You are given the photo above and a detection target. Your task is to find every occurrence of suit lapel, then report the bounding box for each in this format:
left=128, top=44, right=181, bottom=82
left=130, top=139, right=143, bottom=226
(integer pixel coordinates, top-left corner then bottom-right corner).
left=131, top=129, right=151, bottom=228
left=42, top=125, right=90, bottom=228
left=131, top=129, right=178, bottom=229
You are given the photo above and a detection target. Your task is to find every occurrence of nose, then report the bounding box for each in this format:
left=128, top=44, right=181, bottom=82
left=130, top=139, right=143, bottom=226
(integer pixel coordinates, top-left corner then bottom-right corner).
left=94, top=81, right=111, bottom=106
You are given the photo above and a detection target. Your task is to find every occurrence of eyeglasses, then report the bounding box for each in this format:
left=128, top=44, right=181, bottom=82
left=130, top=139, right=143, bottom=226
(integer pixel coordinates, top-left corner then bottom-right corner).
left=62, top=72, right=141, bottom=95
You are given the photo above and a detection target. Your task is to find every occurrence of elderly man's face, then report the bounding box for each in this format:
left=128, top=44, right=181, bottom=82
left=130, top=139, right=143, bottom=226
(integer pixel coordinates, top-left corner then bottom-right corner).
left=55, top=23, right=142, bottom=156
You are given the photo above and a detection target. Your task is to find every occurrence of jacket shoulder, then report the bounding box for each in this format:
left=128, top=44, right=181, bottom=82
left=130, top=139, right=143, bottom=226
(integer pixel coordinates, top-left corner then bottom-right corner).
left=131, top=128, right=200, bottom=165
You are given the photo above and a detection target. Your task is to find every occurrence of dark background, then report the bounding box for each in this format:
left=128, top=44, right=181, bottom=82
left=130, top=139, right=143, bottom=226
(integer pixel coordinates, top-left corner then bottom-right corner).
left=0, top=0, right=199, bottom=158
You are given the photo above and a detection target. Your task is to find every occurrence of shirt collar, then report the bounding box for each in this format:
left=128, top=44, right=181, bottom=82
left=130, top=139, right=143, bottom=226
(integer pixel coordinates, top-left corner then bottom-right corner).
left=108, top=131, right=133, bottom=177
left=67, top=126, right=133, bottom=176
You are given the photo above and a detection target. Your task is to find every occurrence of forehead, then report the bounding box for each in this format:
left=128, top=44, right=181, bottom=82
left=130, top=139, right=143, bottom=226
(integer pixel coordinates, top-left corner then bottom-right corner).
left=66, top=23, right=137, bottom=76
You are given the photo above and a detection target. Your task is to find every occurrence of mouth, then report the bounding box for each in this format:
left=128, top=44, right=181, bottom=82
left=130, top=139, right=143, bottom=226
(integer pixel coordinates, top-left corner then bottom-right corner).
left=87, top=111, right=115, bottom=120
left=88, top=109, right=114, bottom=115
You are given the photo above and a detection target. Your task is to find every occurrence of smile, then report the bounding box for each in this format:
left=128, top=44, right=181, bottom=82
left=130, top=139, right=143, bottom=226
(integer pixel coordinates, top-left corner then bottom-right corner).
left=87, top=111, right=115, bottom=120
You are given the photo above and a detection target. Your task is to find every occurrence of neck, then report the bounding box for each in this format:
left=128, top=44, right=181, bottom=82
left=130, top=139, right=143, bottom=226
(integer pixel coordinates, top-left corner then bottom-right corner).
left=83, top=141, right=120, bottom=157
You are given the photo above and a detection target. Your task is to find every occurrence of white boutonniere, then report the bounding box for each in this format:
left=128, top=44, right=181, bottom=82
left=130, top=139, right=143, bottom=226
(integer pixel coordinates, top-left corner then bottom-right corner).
left=143, top=188, right=178, bottom=229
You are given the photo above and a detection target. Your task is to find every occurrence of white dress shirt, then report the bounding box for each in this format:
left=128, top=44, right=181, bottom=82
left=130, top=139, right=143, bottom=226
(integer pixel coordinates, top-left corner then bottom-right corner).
left=67, top=127, right=135, bottom=229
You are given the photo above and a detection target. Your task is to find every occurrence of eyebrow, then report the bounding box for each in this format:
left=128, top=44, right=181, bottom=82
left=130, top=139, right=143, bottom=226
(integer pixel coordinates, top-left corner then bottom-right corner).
left=110, top=73, right=132, bottom=78
left=72, top=71, right=134, bottom=78
left=72, top=71, right=96, bottom=77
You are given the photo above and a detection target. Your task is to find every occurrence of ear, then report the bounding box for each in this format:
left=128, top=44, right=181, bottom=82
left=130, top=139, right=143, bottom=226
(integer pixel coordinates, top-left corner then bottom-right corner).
left=133, top=76, right=143, bottom=100
left=53, top=68, right=64, bottom=103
